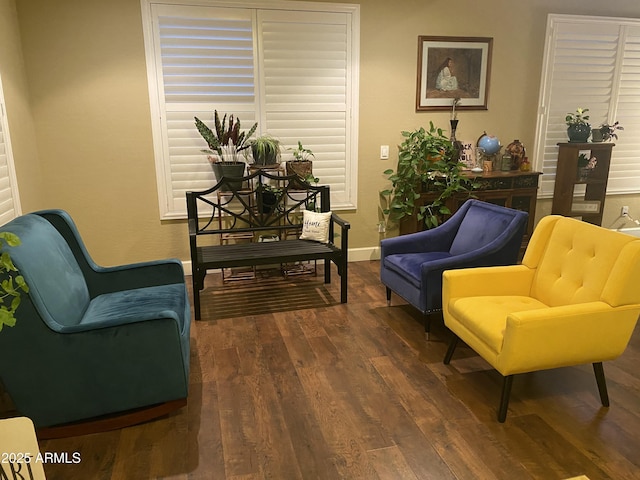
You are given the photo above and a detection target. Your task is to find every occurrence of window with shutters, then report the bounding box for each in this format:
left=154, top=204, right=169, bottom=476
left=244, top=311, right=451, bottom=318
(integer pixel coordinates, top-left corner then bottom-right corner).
left=0, top=76, right=22, bottom=226
left=534, top=14, right=640, bottom=198
left=140, top=0, right=360, bottom=219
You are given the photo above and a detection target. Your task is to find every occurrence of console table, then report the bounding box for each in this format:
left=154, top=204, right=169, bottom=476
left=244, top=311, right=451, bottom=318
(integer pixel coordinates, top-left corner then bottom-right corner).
left=399, top=170, right=542, bottom=249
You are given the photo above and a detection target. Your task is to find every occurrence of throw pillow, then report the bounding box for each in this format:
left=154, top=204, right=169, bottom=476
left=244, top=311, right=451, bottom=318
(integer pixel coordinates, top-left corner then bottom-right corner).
left=300, top=210, right=332, bottom=243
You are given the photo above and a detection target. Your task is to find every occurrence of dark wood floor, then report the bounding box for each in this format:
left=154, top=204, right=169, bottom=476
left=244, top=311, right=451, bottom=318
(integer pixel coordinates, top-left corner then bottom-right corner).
left=40, top=261, right=640, bottom=479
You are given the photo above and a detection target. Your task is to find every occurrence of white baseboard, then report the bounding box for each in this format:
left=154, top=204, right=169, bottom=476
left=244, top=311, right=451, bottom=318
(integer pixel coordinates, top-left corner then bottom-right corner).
left=180, top=246, right=381, bottom=276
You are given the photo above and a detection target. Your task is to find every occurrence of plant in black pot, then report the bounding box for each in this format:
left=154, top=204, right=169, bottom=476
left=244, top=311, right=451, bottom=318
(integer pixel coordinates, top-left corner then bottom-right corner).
left=599, top=121, right=623, bottom=142
left=250, top=135, right=281, bottom=167
left=194, top=110, right=257, bottom=190
left=381, top=122, right=476, bottom=230
left=565, top=108, right=591, bottom=143
left=257, top=183, right=283, bottom=214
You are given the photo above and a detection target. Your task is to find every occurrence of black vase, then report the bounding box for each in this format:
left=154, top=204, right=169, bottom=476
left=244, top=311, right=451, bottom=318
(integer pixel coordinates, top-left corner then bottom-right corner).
left=567, top=124, right=591, bottom=143
left=450, top=119, right=463, bottom=161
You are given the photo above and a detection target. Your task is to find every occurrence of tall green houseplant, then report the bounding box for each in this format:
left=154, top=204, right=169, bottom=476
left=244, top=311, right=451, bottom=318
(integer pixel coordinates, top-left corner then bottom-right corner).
left=0, top=232, right=29, bottom=331
left=382, top=122, right=475, bottom=229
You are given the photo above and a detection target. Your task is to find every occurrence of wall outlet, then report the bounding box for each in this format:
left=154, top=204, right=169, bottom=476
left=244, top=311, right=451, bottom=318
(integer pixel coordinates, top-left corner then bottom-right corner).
left=377, top=222, right=386, bottom=233
left=622, top=206, right=629, bottom=216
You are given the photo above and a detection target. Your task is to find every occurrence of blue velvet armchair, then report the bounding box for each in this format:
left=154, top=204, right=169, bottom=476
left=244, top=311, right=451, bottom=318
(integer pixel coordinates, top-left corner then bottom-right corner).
left=0, top=210, right=190, bottom=437
left=380, top=199, right=528, bottom=337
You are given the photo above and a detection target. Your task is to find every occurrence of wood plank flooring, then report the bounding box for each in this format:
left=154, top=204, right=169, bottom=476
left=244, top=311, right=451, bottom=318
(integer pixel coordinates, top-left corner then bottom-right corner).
left=39, top=261, right=640, bottom=479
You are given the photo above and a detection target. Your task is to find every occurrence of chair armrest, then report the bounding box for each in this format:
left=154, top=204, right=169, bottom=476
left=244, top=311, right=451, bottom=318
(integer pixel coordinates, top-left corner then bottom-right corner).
left=89, top=259, right=186, bottom=296
left=380, top=227, right=456, bottom=256
left=331, top=213, right=351, bottom=230
left=443, top=265, right=534, bottom=299
left=498, top=303, right=640, bottom=375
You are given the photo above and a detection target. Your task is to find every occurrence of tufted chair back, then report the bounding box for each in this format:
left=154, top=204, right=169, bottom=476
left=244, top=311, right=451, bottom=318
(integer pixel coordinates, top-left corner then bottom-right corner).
left=524, top=216, right=640, bottom=307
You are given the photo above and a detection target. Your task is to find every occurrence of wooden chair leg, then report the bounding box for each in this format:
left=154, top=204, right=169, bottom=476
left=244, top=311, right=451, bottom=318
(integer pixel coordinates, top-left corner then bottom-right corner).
left=443, top=335, right=459, bottom=364
left=385, top=287, right=392, bottom=306
left=498, top=375, right=514, bottom=423
left=593, top=362, right=610, bottom=407
left=424, top=313, right=431, bottom=341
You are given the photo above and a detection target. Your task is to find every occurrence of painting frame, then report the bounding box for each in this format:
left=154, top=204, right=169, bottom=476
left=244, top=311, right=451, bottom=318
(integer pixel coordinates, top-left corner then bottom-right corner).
left=416, top=36, right=493, bottom=112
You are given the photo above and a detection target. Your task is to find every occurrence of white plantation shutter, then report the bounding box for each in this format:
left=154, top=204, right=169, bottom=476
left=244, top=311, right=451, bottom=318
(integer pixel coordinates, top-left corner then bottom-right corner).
left=614, top=26, right=640, bottom=193
left=148, top=5, right=258, bottom=215
left=142, top=1, right=359, bottom=218
left=535, top=15, right=640, bottom=197
left=0, top=77, right=21, bottom=226
left=258, top=10, right=353, bottom=207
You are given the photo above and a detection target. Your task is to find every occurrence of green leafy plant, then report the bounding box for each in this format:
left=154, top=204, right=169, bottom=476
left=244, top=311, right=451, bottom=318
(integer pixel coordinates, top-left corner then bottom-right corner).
left=381, top=122, right=475, bottom=229
left=288, top=141, right=315, bottom=161
left=250, top=135, right=281, bottom=166
left=194, top=110, right=258, bottom=160
left=0, top=232, right=29, bottom=332
left=599, top=121, right=623, bottom=141
left=565, top=108, right=590, bottom=126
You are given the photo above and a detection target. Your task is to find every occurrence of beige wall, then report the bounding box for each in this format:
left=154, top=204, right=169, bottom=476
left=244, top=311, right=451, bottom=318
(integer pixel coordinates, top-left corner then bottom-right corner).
left=0, top=0, right=42, bottom=212
left=5, top=0, right=640, bottom=266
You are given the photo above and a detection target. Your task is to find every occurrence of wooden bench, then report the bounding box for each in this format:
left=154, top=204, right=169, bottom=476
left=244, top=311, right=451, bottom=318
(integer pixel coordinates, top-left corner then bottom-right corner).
left=186, top=169, right=350, bottom=320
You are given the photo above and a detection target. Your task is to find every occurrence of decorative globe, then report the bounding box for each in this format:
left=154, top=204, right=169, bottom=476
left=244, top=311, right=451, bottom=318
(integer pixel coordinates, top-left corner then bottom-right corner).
left=477, top=134, right=501, bottom=155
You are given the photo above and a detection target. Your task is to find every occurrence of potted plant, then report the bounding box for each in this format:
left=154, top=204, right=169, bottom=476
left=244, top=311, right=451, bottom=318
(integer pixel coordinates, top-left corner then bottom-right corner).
left=0, top=232, right=29, bottom=332
left=194, top=110, right=257, bottom=189
left=381, top=122, right=476, bottom=230
left=565, top=108, right=591, bottom=143
left=250, top=135, right=281, bottom=167
left=598, top=121, right=623, bottom=142
left=577, top=153, right=597, bottom=181
left=256, top=183, right=283, bottom=214
left=286, top=141, right=315, bottom=186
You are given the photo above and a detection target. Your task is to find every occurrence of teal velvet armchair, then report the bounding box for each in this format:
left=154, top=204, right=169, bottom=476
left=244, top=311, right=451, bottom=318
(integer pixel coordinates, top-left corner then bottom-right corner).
left=0, top=210, right=190, bottom=436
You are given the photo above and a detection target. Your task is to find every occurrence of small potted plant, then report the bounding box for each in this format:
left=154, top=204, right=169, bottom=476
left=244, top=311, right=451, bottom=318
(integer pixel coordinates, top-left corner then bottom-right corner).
left=256, top=183, right=283, bottom=214
left=577, top=153, right=597, bottom=181
left=286, top=141, right=315, bottom=187
left=250, top=135, right=281, bottom=167
left=194, top=110, right=258, bottom=189
left=565, top=108, right=591, bottom=143
left=599, top=121, right=623, bottom=142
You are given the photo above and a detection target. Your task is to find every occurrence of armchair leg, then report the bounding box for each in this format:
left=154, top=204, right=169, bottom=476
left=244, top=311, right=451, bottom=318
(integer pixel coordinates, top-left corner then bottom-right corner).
left=424, top=313, right=431, bottom=341
left=498, top=375, right=514, bottom=423
left=385, top=287, right=392, bottom=306
left=593, top=362, right=610, bottom=407
left=443, top=335, right=459, bottom=364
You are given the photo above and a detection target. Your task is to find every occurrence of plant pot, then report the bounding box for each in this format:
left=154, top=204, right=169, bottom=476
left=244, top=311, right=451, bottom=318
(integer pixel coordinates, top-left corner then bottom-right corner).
left=591, top=128, right=604, bottom=142
left=258, top=191, right=279, bottom=213
left=211, top=162, right=246, bottom=191
left=285, top=160, right=313, bottom=187
left=567, top=124, right=591, bottom=143
left=252, top=144, right=279, bottom=167
left=577, top=166, right=592, bottom=181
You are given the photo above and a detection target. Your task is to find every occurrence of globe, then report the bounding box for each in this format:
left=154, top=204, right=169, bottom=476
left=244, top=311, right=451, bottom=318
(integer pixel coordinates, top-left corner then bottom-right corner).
left=477, top=134, right=501, bottom=155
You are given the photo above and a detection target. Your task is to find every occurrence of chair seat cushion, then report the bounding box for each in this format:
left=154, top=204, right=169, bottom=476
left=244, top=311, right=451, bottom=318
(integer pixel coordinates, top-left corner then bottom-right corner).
left=384, top=251, right=452, bottom=287
left=76, top=283, right=188, bottom=333
left=448, top=296, right=548, bottom=353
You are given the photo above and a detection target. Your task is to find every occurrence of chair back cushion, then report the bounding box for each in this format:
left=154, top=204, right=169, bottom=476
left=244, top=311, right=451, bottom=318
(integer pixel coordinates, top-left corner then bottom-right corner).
left=530, top=217, right=640, bottom=306
left=1, top=214, right=90, bottom=327
left=449, top=201, right=522, bottom=256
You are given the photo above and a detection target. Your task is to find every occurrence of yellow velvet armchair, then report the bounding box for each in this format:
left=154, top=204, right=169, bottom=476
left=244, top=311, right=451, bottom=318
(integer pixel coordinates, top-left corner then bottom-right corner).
left=442, top=215, right=640, bottom=422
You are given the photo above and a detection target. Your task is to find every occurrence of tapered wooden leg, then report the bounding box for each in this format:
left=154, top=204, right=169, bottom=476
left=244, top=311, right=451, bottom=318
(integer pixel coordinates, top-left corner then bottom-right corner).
left=498, top=375, right=514, bottom=423
left=593, top=362, right=610, bottom=407
left=443, top=335, right=459, bottom=364
left=424, top=313, right=431, bottom=341
left=385, top=287, right=392, bottom=306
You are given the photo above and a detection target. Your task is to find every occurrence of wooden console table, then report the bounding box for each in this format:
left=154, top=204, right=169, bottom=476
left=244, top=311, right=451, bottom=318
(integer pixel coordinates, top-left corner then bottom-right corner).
left=399, top=170, right=542, bottom=249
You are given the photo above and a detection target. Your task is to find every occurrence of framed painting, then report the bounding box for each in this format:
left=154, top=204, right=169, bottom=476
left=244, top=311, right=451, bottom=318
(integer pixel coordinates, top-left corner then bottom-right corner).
left=416, top=36, right=493, bottom=112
